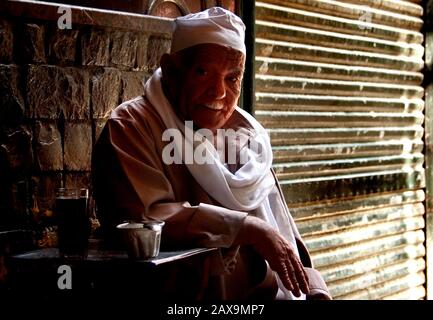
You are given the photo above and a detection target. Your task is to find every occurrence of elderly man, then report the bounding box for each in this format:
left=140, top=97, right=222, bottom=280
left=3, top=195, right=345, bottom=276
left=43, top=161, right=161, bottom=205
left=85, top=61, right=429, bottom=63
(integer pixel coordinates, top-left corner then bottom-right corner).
left=92, top=7, right=330, bottom=300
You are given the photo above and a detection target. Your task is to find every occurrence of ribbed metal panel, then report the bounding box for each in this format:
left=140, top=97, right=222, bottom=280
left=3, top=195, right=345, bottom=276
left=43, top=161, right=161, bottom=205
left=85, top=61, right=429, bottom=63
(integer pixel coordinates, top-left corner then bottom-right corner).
left=254, top=0, right=425, bottom=299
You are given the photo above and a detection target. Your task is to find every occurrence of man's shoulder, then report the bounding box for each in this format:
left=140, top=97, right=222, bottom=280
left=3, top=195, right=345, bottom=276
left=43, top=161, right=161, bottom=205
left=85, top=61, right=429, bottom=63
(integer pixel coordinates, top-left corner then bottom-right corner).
left=109, top=96, right=161, bottom=123
left=110, top=96, right=146, bottom=118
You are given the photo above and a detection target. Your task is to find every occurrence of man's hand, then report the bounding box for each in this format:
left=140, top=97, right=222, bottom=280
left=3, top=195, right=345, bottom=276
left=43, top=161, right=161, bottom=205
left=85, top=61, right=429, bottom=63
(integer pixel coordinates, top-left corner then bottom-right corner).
left=233, top=215, right=310, bottom=297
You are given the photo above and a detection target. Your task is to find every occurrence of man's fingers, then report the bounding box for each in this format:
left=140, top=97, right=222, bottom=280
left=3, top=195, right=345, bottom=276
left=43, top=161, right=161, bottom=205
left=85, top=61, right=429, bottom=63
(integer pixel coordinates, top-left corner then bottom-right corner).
left=289, top=254, right=309, bottom=294
left=301, top=264, right=310, bottom=292
left=260, top=233, right=311, bottom=297
left=285, top=260, right=302, bottom=297
left=280, top=264, right=294, bottom=292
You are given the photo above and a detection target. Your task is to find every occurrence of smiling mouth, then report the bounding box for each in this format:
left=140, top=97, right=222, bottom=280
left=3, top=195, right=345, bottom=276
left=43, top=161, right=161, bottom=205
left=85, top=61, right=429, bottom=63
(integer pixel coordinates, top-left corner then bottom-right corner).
left=202, top=103, right=224, bottom=111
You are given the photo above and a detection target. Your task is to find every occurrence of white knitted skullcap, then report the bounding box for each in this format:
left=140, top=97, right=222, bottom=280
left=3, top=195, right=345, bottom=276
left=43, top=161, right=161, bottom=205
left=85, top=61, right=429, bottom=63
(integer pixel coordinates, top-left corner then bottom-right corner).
left=170, top=7, right=246, bottom=55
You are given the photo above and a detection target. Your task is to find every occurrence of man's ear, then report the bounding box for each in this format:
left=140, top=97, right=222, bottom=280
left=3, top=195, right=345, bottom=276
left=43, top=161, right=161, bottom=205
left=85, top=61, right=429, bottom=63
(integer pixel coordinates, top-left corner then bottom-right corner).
left=160, top=53, right=180, bottom=82
left=160, top=53, right=182, bottom=102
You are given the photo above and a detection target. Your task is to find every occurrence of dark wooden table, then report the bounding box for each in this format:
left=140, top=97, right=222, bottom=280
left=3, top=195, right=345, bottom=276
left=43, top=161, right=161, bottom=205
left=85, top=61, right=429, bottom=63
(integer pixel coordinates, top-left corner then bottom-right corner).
left=6, top=246, right=217, bottom=300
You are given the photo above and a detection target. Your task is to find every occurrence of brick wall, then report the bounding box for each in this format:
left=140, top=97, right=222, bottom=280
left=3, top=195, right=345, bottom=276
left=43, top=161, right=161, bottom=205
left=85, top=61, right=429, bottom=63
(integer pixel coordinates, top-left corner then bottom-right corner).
left=0, top=1, right=173, bottom=248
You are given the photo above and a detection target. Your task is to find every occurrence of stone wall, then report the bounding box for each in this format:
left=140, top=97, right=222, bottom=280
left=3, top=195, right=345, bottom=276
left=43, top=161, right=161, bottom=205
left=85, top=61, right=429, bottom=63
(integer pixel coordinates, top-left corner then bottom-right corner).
left=0, top=1, right=173, bottom=248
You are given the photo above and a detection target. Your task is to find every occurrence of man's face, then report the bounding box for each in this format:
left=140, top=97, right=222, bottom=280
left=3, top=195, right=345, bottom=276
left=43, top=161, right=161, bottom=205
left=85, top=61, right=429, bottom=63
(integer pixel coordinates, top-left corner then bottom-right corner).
left=164, top=44, right=245, bottom=132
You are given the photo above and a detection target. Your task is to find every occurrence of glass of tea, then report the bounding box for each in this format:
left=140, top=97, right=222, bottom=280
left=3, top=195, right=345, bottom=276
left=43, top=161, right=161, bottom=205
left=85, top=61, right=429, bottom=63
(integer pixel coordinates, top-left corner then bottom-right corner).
left=55, top=188, right=90, bottom=259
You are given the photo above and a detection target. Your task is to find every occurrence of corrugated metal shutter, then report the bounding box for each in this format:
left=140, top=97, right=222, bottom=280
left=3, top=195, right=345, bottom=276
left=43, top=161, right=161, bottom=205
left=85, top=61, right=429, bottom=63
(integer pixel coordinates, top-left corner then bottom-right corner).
left=254, top=0, right=426, bottom=299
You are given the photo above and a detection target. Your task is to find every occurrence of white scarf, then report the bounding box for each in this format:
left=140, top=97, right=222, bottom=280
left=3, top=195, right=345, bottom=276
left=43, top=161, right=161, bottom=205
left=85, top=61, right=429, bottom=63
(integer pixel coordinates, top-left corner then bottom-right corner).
left=144, top=68, right=304, bottom=300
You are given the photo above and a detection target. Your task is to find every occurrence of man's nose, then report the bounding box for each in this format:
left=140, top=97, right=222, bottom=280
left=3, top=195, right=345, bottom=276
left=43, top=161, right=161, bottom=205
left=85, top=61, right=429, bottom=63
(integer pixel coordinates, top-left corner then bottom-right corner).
left=208, top=77, right=226, bottom=100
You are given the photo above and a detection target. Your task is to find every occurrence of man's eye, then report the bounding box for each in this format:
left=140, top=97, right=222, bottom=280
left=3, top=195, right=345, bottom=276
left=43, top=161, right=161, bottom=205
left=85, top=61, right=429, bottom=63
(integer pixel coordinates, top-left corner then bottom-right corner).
left=228, top=76, right=239, bottom=83
left=196, top=67, right=207, bottom=76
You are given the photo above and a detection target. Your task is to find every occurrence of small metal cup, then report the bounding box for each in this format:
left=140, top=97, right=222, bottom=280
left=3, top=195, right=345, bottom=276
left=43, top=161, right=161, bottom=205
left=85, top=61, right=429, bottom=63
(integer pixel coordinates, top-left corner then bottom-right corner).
left=116, top=220, right=165, bottom=260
